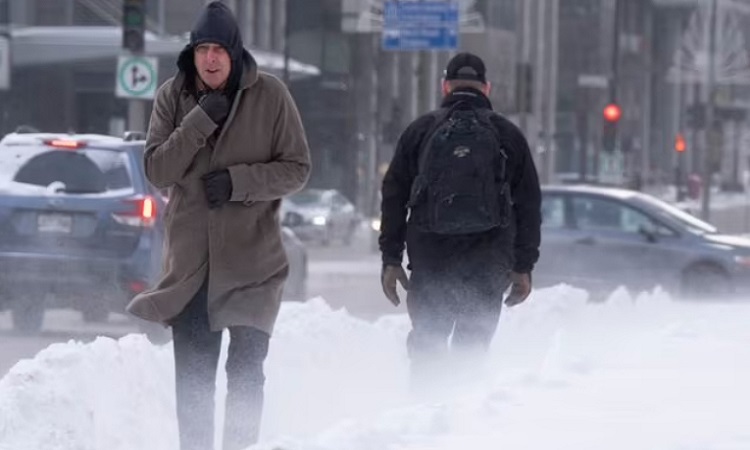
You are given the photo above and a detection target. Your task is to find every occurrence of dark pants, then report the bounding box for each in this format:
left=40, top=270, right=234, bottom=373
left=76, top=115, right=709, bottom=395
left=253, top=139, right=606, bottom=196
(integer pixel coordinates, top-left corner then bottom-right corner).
left=405, top=263, right=510, bottom=382
left=171, top=281, right=270, bottom=450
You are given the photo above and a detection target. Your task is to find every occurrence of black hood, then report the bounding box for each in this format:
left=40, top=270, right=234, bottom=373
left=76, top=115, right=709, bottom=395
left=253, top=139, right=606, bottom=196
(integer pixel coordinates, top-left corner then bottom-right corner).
left=176, top=1, right=248, bottom=96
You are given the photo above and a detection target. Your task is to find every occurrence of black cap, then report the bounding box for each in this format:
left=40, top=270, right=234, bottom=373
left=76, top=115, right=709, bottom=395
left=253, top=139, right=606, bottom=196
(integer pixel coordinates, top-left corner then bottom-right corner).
left=444, top=52, right=487, bottom=84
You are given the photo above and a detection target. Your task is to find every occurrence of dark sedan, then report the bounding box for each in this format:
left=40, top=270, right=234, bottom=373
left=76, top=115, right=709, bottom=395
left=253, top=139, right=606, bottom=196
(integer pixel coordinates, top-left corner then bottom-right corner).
left=535, top=185, right=750, bottom=300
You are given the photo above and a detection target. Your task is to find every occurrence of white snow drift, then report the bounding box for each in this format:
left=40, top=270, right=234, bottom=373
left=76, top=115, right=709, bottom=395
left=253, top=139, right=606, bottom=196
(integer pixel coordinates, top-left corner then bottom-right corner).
left=1, top=286, right=750, bottom=450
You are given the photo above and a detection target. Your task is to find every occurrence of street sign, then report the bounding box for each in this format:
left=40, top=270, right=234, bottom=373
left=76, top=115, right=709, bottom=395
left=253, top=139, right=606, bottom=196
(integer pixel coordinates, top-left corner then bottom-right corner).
left=342, top=0, right=483, bottom=34
left=382, top=1, right=459, bottom=51
left=577, top=74, right=608, bottom=89
left=0, top=35, right=10, bottom=90
left=116, top=55, right=157, bottom=100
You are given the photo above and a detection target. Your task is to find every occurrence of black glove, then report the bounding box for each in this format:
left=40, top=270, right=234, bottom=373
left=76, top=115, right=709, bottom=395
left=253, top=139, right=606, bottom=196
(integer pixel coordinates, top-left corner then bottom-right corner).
left=198, top=91, right=230, bottom=125
left=504, top=272, right=532, bottom=307
left=381, top=264, right=409, bottom=306
left=201, top=169, right=233, bottom=209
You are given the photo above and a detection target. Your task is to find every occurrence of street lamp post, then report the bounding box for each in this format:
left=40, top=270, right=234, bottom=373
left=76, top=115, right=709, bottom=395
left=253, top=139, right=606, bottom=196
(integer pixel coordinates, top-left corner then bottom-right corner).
left=283, top=0, right=290, bottom=85
left=702, top=0, right=718, bottom=221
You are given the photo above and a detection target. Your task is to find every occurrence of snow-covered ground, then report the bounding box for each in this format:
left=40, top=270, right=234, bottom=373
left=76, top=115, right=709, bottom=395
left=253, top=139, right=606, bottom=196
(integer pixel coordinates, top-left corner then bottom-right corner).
left=1, top=286, right=749, bottom=450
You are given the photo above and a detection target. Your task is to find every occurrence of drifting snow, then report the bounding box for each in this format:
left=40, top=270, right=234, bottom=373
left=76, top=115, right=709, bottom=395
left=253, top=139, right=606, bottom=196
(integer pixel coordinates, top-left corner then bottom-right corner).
left=2, top=286, right=750, bottom=450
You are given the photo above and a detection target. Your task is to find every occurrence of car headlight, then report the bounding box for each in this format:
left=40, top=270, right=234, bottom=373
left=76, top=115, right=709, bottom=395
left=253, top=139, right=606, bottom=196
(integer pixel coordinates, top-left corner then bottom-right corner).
left=311, top=216, right=327, bottom=226
left=734, top=255, right=750, bottom=268
left=371, top=218, right=381, bottom=232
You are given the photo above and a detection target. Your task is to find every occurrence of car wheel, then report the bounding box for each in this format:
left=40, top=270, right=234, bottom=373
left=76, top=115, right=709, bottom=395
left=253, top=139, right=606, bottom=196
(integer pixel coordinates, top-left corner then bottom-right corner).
left=681, top=263, right=730, bottom=299
left=343, top=222, right=357, bottom=246
left=82, top=304, right=109, bottom=323
left=321, top=224, right=333, bottom=246
left=11, top=302, right=44, bottom=333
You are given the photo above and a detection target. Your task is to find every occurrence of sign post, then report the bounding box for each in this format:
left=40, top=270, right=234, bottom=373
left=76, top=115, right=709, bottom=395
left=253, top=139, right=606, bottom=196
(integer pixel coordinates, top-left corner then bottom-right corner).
left=0, top=34, right=9, bottom=90
left=116, top=54, right=157, bottom=133
left=119, top=0, right=151, bottom=133
left=382, top=1, right=459, bottom=51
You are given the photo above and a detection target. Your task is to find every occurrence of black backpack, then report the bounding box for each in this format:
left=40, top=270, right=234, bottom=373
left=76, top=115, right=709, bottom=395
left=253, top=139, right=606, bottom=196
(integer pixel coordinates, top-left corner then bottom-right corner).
left=407, top=102, right=511, bottom=235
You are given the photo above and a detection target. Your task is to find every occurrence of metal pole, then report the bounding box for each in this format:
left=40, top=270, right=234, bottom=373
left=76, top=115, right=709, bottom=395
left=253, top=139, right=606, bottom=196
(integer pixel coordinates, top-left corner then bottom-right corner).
left=283, top=0, right=290, bottom=85
left=518, top=0, right=532, bottom=135
left=158, top=0, right=165, bottom=35
left=579, top=91, right=589, bottom=182
left=545, top=0, right=560, bottom=183
left=417, top=51, right=436, bottom=114
left=674, top=13, right=683, bottom=199
left=610, top=0, right=621, bottom=104
left=128, top=100, right=147, bottom=132
left=605, top=0, right=621, bottom=181
left=255, top=0, right=271, bottom=50
left=533, top=0, right=546, bottom=174
left=733, top=119, right=742, bottom=188
left=641, top=0, right=655, bottom=186
left=701, top=0, right=718, bottom=221
left=235, top=1, right=246, bottom=41
left=397, top=52, right=417, bottom=126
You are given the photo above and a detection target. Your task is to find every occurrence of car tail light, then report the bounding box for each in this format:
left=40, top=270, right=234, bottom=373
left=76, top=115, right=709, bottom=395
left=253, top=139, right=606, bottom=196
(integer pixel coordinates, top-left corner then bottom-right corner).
left=112, top=196, right=157, bottom=227
left=126, top=280, right=148, bottom=295
left=43, top=139, right=87, bottom=150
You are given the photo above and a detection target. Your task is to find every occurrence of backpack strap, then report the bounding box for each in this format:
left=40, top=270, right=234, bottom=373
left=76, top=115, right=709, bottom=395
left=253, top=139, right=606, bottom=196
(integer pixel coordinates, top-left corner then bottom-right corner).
left=417, top=101, right=471, bottom=171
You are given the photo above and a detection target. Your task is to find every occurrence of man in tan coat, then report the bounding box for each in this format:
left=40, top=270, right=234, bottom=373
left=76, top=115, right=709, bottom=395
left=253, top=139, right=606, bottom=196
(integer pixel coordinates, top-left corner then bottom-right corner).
left=126, top=2, right=311, bottom=449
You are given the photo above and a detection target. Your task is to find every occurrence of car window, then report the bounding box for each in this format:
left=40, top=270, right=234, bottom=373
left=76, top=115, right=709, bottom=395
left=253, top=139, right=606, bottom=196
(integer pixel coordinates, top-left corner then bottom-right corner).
left=0, top=144, right=134, bottom=196
left=332, top=193, right=351, bottom=210
left=572, top=196, right=654, bottom=234
left=289, top=190, right=325, bottom=206
left=541, top=194, right=565, bottom=229
left=634, top=193, right=717, bottom=235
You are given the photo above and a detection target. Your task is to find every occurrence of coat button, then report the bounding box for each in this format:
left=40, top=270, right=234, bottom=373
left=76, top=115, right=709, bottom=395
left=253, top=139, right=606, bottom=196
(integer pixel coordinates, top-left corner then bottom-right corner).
left=197, top=137, right=206, bottom=147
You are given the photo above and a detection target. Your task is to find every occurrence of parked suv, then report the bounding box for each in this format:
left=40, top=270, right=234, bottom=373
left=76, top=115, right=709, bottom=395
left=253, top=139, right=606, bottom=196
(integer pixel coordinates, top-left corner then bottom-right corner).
left=0, top=132, right=165, bottom=331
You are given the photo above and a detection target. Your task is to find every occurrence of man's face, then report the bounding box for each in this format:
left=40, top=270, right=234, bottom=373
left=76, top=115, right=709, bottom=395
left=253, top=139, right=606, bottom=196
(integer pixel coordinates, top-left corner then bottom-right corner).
left=194, top=43, right=231, bottom=90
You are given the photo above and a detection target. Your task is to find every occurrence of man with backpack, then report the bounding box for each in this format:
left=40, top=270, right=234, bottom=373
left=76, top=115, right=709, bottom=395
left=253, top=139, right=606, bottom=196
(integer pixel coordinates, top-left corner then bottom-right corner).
left=379, top=52, right=541, bottom=380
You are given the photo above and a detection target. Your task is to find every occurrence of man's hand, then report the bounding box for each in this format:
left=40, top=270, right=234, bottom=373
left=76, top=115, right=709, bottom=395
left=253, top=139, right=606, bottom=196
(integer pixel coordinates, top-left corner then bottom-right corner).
left=198, top=91, right=230, bottom=125
left=381, top=265, right=409, bottom=306
left=504, top=272, right=532, bottom=307
left=201, top=169, right=233, bottom=209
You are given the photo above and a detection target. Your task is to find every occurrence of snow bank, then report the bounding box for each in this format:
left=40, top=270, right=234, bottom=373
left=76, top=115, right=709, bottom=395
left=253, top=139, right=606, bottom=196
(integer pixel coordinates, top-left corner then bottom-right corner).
left=2, top=287, right=750, bottom=450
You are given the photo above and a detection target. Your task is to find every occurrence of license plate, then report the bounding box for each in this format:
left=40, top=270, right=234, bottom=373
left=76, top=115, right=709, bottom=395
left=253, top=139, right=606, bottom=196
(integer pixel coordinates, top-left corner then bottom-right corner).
left=37, top=213, right=73, bottom=234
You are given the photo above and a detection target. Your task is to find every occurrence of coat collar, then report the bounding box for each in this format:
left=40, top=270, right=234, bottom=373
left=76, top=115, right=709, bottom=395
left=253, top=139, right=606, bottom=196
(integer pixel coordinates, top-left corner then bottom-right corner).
left=440, top=87, right=493, bottom=110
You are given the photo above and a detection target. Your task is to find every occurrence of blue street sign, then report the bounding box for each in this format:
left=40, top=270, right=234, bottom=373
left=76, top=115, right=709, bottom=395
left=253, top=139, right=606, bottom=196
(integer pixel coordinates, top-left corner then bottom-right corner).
left=382, top=1, right=459, bottom=51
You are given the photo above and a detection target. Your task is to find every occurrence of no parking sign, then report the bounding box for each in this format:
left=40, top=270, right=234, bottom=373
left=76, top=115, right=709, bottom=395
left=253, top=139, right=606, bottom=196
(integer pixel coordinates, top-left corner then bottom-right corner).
left=115, top=55, right=158, bottom=99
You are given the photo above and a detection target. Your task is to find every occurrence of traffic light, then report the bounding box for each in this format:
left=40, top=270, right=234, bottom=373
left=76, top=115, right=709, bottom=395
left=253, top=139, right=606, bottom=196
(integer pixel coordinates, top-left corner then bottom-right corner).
left=603, top=103, right=622, bottom=123
left=123, top=0, right=146, bottom=54
left=675, top=133, right=686, bottom=153
left=602, top=103, right=620, bottom=152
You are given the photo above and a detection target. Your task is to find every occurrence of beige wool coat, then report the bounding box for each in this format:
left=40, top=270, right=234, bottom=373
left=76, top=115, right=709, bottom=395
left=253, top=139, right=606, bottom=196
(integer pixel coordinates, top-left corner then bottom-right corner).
left=127, top=62, right=311, bottom=334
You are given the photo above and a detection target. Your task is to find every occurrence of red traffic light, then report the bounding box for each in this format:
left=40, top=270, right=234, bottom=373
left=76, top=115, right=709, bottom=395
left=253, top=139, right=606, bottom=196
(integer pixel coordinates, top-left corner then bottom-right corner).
left=603, top=103, right=622, bottom=123
left=675, top=133, right=686, bottom=153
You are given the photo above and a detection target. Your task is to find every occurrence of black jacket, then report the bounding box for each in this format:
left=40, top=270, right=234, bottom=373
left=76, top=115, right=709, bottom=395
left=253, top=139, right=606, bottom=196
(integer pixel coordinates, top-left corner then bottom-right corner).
left=379, top=88, right=542, bottom=273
